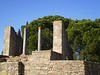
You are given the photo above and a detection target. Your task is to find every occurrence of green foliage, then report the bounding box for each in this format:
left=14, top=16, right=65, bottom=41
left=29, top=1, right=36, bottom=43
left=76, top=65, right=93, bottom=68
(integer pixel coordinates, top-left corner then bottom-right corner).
left=18, top=29, right=21, bottom=36
left=26, top=21, right=28, bottom=25
left=66, top=19, right=100, bottom=62
left=21, top=15, right=68, bottom=51
left=41, top=28, right=53, bottom=50
left=21, top=16, right=100, bottom=62
left=73, top=53, right=78, bottom=60
left=66, top=57, right=68, bottom=60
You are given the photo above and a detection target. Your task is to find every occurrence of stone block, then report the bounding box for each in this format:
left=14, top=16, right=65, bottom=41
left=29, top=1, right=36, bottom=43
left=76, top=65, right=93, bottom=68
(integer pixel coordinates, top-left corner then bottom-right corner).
left=2, top=26, right=23, bottom=56
left=53, top=20, right=73, bottom=60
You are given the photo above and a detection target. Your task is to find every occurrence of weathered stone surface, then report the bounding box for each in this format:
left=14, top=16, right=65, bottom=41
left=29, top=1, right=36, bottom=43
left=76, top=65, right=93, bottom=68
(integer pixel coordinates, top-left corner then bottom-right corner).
left=53, top=20, right=73, bottom=60
left=1, top=70, right=7, bottom=75
left=3, top=26, right=23, bottom=56
left=0, top=62, right=22, bottom=75
left=0, top=50, right=99, bottom=75
left=3, top=26, right=11, bottom=56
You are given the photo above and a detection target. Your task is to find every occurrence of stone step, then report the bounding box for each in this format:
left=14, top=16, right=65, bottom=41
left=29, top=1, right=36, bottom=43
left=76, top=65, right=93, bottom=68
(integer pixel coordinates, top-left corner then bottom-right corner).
left=28, top=50, right=52, bottom=62
left=32, top=50, right=51, bottom=58
left=32, top=50, right=51, bottom=54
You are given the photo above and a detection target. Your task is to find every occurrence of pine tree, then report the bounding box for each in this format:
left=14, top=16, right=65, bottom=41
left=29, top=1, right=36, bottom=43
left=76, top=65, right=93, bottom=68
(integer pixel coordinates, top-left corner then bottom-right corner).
left=18, top=29, right=21, bottom=36
left=26, top=21, right=28, bottom=25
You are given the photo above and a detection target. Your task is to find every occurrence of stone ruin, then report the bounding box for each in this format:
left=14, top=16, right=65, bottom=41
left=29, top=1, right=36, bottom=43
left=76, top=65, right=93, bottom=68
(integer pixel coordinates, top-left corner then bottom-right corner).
left=53, top=21, right=73, bottom=59
left=0, top=20, right=100, bottom=75
left=2, top=20, right=73, bottom=60
left=3, top=26, right=23, bottom=56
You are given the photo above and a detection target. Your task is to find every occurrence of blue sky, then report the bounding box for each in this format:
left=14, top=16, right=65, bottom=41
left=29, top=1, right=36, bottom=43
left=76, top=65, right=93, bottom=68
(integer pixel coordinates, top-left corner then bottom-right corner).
left=0, top=0, right=100, bottom=54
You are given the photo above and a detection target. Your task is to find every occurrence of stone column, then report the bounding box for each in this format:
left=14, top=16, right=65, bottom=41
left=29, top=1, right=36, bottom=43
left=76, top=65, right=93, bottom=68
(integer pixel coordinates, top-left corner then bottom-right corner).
left=23, top=28, right=27, bottom=54
left=53, top=21, right=62, bottom=54
left=3, top=26, right=11, bottom=56
left=53, top=20, right=73, bottom=60
left=38, top=27, right=42, bottom=51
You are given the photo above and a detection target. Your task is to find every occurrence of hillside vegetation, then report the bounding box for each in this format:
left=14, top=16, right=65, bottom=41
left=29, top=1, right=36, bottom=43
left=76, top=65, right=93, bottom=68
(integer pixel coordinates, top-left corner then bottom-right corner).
left=21, top=15, right=100, bottom=62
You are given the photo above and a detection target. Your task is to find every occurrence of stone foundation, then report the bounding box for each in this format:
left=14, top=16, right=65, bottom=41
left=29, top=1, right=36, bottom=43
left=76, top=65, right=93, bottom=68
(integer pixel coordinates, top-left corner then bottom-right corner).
left=0, top=62, right=24, bottom=75
left=0, top=50, right=100, bottom=75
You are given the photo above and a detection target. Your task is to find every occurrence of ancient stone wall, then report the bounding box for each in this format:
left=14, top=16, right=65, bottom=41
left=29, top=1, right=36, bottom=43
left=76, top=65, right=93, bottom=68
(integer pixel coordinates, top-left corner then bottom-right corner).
left=85, top=62, right=100, bottom=75
left=0, top=62, right=23, bottom=75
left=24, top=51, right=85, bottom=75
left=3, top=50, right=100, bottom=75
left=1, top=22, right=100, bottom=75
left=3, top=26, right=23, bottom=56
left=24, top=60, right=85, bottom=75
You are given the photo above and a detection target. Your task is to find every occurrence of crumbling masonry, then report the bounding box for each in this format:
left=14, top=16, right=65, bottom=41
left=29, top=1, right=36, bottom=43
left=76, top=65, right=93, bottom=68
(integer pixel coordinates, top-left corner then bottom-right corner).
left=3, top=26, right=23, bottom=56
left=0, top=20, right=100, bottom=75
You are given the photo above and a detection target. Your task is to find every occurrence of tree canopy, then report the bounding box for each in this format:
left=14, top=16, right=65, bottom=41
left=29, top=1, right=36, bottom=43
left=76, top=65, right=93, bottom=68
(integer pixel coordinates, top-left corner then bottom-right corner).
left=21, top=15, right=100, bottom=62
